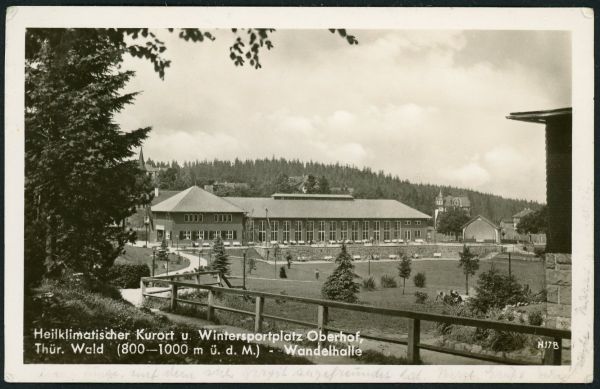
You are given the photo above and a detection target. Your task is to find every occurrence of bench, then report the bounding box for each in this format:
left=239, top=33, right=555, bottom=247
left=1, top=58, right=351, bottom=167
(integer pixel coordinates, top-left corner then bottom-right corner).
left=433, top=252, right=442, bottom=258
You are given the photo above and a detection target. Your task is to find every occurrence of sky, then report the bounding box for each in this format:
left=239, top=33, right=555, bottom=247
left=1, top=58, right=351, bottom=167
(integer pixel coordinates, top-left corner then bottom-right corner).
left=115, top=29, right=571, bottom=203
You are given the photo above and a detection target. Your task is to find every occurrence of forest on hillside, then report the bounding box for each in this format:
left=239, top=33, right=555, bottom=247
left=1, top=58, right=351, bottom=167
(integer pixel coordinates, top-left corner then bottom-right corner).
left=146, top=157, right=542, bottom=223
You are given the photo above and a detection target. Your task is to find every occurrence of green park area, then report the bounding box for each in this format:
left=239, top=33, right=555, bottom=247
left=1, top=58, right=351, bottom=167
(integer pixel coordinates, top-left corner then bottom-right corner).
left=115, top=246, right=190, bottom=276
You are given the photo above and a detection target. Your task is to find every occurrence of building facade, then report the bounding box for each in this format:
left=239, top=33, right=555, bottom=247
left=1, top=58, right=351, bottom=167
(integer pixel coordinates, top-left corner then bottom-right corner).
left=150, top=187, right=431, bottom=245
left=462, top=215, right=500, bottom=243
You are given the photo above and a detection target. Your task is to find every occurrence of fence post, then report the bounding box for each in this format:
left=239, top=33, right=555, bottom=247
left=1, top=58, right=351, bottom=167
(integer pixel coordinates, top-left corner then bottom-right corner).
left=407, top=318, right=420, bottom=364
left=255, top=296, right=264, bottom=332
left=140, top=278, right=146, bottom=296
left=170, top=284, right=178, bottom=311
left=317, top=305, right=329, bottom=347
left=195, top=274, right=201, bottom=284
left=543, top=337, right=562, bottom=365
left=207, top=290, right=215, bottom=321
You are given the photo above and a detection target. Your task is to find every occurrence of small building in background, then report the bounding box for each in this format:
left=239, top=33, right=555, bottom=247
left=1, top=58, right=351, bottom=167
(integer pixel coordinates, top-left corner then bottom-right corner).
left=462, top=215, right=500, bottom=243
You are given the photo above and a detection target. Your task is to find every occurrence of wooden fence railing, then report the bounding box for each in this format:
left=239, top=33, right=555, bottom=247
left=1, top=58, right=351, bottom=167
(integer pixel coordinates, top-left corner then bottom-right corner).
left=141, top=273, right=570, bottom=365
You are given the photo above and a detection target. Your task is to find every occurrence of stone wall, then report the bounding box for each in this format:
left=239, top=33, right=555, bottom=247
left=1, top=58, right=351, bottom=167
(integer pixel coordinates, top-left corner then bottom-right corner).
left=545, top=253, right=571, bottom=329
left=254, top=243, right=502, bottom=261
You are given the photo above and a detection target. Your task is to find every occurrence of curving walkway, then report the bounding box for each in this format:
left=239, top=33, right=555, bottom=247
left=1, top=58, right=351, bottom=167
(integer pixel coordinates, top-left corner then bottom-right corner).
left=120, top=247, right=208, bottom=307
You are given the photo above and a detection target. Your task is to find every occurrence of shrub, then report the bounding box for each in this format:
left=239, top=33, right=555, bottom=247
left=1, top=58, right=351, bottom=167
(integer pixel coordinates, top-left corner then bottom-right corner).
left=380, top=274, right=397, bottom=288
left=413, top=272, right=426, bottom=288
left=362, top=276, right=376, bottom=291
left=414, top=291, right=428, bottom=304
left=470, top=266, right=526, bottom=313
left=106, top=263, right=150, bottom=289
left=279, top=266, right=287, bottom=278
left=528, top=310, right=544, bottom=326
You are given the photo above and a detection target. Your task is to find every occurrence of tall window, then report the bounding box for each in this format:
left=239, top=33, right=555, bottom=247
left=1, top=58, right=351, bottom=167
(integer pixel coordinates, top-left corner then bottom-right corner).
left=395, top=221, right=401, bottom=239
left=415, top=230, right=422, bottom=238
left=351, top=221, right=360, bottom=241
left=283, top=221, right=290, bottom=242
left=318, top=221, right=326, bottom=242
left=341, top=221, right=348, bottom=241
left=226, top=230, right=234, bottom=240
left=258, top=221, right=267, bottom=242
left=373, top=221, right=380, bottom=241
left=295, top=220, right=302, bottom=241
left=362, top=221, right=369, bottom=240
left=329, top=221, right=337, bottom=241
left=248, top=220, right=255, bottom=242
left=192, top=231, right=199, bottom=240
left=404, top=230, right=411, bottom=241
left=383, top=221, right=391, bottom=240
left=306, top=221, right=314, bottom=242
left=271, top=221, right=279, bottom=242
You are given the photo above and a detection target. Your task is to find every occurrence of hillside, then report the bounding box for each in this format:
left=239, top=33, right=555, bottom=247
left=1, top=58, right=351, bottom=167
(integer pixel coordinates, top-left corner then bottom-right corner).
left=147, top=157, right=541, bottom=222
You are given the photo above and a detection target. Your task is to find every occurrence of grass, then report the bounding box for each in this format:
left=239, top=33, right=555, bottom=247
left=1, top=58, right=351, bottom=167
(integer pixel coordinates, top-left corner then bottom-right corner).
left=180, top=254, right=545, bottom=338
left=116, top=246, right=190, bottom=275
left=24, top=282, right=311, bottom=364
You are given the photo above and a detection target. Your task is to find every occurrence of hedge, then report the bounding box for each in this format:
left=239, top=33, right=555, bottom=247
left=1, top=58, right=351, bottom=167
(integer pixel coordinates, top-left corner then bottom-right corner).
left=106, top=263, right=150, bottom=288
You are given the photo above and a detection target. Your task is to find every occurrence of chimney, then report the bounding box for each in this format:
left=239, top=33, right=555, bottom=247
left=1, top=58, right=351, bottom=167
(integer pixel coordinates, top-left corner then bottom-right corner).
left=154, top=187, right=159, bottom=197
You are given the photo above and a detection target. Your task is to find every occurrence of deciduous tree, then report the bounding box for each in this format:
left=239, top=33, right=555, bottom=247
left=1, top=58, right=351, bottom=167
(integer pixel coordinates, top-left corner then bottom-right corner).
left=437, top=207, right=470, bottom=240
left=458, top=245, right=479, bottom=295
left=398, top=255, right=412, bottom=294
left=516, top=206, right=547, bottom=234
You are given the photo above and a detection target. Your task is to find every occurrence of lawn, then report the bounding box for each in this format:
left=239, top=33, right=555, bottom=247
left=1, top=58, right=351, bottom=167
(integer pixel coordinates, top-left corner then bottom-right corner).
left=116, top=245, right=190, bottom=275
left=192, top=252, right=546, bottom=339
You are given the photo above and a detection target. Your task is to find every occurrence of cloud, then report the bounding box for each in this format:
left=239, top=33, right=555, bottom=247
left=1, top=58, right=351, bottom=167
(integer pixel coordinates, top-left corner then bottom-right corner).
left=116, top=29, right=566, bottom=202
left=444, top=162, right=491, bottom=188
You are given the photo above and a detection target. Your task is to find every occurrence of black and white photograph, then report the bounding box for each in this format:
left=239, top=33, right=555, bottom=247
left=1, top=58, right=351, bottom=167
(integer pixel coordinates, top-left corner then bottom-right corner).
left=4, top=6, right=594, bottom=383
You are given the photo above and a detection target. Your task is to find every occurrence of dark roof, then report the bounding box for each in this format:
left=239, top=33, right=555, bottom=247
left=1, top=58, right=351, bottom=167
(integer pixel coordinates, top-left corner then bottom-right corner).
left=152, top=186, right=244, bottom=213
left=271, top=193, right=354, bottom=200
left=151, top=190, right=180, bottom=206
left=513, top=208, right=534, bottom=218
left=506, top=107, right=572, bottom=124
left=225, top=196, right=431, bottom=220
left=462, top=215, right=499, bottom=230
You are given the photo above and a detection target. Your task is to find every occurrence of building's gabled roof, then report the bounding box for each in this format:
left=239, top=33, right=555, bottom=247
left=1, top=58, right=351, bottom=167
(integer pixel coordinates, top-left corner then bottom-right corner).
left=151, top=190, right=180, bottom=206
left=225, top=196, right=431, bottom=220
left=152, top=186, right=244, bottom=213
left=271, top=193, right=354, bottom=200
left=462, top=215, right=499, bottom=230
left=513, top=208, right=534, bottom=218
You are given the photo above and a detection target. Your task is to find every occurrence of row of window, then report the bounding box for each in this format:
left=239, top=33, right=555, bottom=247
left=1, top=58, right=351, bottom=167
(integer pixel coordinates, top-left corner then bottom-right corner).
left=178, top=230, right=237, bottom=240
left=247, top=220, right=423, bottom=242
left=182, top=214, right=233, bottom=223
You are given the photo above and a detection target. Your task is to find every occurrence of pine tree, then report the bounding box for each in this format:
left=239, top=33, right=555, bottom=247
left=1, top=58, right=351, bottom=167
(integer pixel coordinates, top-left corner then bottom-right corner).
left=321, top=245, right=360, bottom=303
left=25, top=29, right=154, bottom=284
left=210, top=236, right=230, bottom=275
left=398, top=255, right=412, bottom=294
left=458, top=245, right=479, bottom=295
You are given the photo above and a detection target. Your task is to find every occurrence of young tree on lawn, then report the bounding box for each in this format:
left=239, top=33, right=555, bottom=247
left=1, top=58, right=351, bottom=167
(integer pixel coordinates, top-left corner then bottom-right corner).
left=458, top=245, right=479, bottom=295
left=398, top=255, right=412, bottom=294
left=211, top=236, right=230, bottom=275
left=321, top=245, right=360, bottom=303
left=436, top=207, right=470, bottom=241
